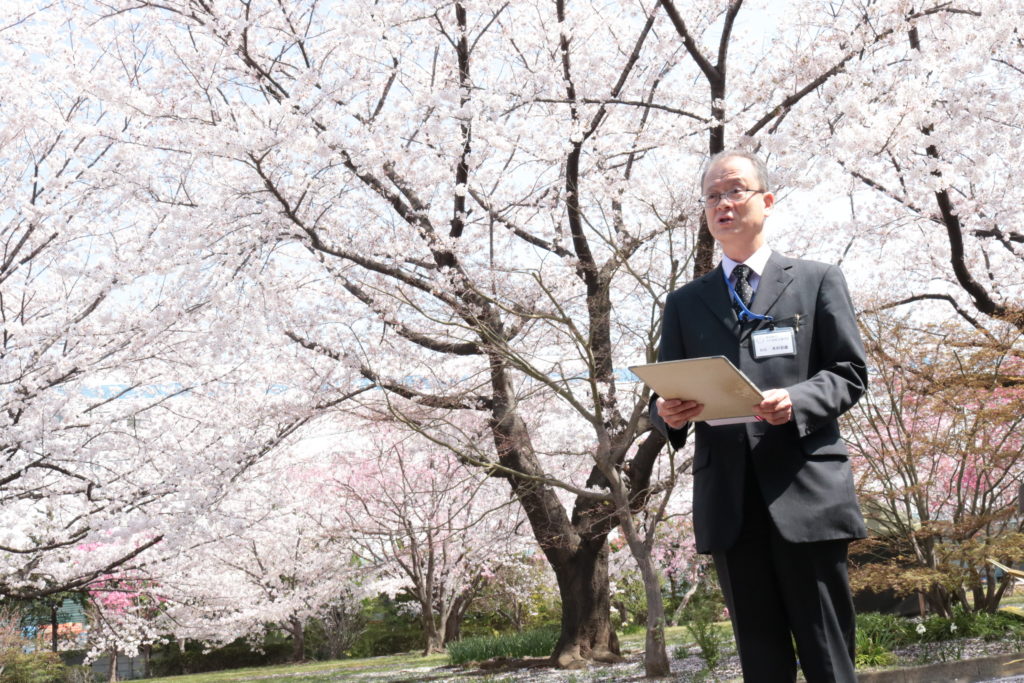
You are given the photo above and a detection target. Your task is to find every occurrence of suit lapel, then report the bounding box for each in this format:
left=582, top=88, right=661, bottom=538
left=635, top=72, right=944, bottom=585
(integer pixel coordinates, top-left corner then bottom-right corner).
left=751, top=253, right=794, bottom=319
left=696, top=264, right=738, bottom=335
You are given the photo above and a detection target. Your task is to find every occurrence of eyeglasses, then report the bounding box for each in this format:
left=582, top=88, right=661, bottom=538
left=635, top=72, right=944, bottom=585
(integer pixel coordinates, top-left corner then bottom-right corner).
left=699, top=188, right=764, bottom=208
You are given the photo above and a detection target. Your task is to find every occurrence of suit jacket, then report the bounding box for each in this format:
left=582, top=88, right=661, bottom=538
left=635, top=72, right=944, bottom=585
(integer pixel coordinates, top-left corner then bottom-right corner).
left=652, top=252, right=868, bottom=553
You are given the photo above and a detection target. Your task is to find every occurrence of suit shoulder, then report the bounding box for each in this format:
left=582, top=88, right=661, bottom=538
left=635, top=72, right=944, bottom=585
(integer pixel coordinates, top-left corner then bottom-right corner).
left=774, top=254, right=846, bottom=280
left=666, top=269, right=719, bottom=302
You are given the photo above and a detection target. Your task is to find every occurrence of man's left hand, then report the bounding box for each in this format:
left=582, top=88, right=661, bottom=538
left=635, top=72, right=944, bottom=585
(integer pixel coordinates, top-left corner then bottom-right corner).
left=755, top=389, right=792, bottom=425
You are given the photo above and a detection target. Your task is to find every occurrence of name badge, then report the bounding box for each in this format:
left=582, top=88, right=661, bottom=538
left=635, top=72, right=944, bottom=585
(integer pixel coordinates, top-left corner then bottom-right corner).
left=752, top=327, right=796, bottom=358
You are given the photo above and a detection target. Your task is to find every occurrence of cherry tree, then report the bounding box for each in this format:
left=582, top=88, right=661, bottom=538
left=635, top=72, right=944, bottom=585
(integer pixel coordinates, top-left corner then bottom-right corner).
left=321, top=421, right=532, bottom=654
left=82, top=412, right=529, bottom=660
left=49, top=409, right=380, bottom=662
left=0, top=0, right=178, bottom=600
left=0, top=0, right=355, bottom=605
left=84, top=574, right=166, bottom=679
left=796, top=0, right=1024, bottom=333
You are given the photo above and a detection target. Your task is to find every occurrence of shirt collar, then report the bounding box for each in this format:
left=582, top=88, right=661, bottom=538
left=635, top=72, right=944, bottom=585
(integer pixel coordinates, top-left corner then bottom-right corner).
left=722, top=245, right=772, bottom=279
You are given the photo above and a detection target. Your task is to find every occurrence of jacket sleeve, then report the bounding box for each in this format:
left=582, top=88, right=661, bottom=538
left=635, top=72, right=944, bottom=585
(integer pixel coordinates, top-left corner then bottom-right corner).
left=649, top=290, right=691, bottom=450
left=786, top=264, right=868, bottom=438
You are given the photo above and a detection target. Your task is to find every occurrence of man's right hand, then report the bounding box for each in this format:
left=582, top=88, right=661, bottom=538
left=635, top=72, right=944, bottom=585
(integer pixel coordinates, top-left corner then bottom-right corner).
left=655, top=397, right=703, bottom=429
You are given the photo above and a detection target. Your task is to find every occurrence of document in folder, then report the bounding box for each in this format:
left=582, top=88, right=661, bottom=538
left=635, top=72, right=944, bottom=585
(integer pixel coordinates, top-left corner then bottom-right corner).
left=629, top=356, right=765, bottom=424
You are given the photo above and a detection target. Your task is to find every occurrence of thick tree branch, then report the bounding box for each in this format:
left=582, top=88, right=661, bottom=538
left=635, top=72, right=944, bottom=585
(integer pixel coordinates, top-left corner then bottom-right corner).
left=535, top=97, right=707, bottom=121
left=866, top=293, right=992, bottom=335
left=449, top=2, right=471, bottom=238
left=0, top=534, right=164, bottom=601
left=657, top=0, right=718, bottom=84
left=335, top=275, right=483, bottom=356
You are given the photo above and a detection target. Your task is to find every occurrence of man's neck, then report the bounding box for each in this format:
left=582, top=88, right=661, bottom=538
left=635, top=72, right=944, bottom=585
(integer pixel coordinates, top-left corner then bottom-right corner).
left=722, top=244, right=772, bottom=276
left=722, top=244, right=760, bottom=263
left=724, top=250, right=753, bottom=263
left=719, top=233, right=765, bottom=262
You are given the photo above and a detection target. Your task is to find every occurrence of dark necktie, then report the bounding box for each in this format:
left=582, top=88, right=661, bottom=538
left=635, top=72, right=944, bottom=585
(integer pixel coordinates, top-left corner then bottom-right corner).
left=733, top=264, right=753, bottom=308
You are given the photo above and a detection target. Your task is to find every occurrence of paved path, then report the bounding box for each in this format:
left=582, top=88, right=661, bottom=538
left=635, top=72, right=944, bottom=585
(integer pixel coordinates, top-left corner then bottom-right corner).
left=858, top=652, right=1024, bottom=683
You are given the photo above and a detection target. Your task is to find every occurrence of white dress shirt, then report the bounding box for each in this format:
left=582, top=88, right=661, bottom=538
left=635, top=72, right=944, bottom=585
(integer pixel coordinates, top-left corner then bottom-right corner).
left=722, top=245, right=773, bottom=294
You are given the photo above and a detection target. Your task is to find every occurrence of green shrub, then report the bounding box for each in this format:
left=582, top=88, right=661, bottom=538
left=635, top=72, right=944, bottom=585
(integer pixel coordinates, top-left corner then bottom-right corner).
left=0, top=650, right=67, bottom=683
left=684, top=613, right=727, bottom=672
left=679, top=584, right=728, bottom=672
left=855, top=640, right=897, bottom=668
left=856, top=612, right=912, bottom=650
left=446, top=626, right=559, bottom=666
left=609, top=570, right=648, bottom=629
left=149, top=636, right=292, bottom=676
left=60, top=666, right=93, bottom=683
left=347, top=595, right=422, bottom=657
left=916, top=614, right=958, bottom=643
left=853, top=606, right=1024, bottom=667
left=949, top=606, right=1024, bottom=641
left=969, top=611, right=1014, bottom=640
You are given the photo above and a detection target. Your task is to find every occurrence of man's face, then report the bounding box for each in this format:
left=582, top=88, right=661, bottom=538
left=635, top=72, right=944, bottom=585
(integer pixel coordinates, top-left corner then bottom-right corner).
left=702, top=156, right=775, bottom=257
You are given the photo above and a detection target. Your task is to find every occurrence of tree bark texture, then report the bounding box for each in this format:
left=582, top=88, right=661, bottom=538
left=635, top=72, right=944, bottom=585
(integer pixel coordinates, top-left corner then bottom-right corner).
left=549, top=539, right=622, bottom=668
left=286, top=616, right=305, bottom=662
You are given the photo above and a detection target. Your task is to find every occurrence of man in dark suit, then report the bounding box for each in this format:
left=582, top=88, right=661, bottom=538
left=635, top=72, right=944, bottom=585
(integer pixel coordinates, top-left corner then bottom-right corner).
left=652, top=150, right=868, bottom=682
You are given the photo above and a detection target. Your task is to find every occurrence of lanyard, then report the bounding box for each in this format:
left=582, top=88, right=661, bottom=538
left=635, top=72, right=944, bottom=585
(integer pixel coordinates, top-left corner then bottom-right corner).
left=724, top=269, right=774, bottom=325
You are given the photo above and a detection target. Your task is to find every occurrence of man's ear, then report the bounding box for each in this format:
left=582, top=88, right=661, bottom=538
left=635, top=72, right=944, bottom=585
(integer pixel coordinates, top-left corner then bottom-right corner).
left=762, top=191, right=775, bottom=214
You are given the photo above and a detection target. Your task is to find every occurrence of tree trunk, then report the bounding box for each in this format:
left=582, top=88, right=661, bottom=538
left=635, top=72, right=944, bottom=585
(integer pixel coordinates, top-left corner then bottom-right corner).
left=443, top=593, right=472, bottom=645
left=670, top=579, right=700, bottom=626
left=443, top=614, right=460, bottom=646
left=974, top=573, right=1011, bottom=613
left=50, top=603, right=59, bottom=653
left=612, top=599, right=629, bottom=627
left=420, top=595, right=446, bottom=656
left=549, top=541, right=622, bottom=669
left=422, top=617, right=445, bottom=655
left=924, top=585, right=955, bottom=618
left=609, top=460, right=671, bottom=678
left=637, top=553, right=670, bottom=677
left=108, top=649, right=118, bottom=683
left=487, top=374, right=626, bottom=669
left=286, top=616, right=305, bottom=662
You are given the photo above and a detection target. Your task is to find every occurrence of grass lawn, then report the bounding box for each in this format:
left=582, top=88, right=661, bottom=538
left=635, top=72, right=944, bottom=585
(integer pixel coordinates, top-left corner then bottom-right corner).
left=142, top=652, right=450, bottom=683
left=139, top=623, right=732, bottom=683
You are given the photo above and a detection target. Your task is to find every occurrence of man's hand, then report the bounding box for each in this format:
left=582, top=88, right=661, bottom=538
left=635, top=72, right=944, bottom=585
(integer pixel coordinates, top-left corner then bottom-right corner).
left=655, top=397, right=703, bottom=429
left=755, top=389, right=792, bottom=425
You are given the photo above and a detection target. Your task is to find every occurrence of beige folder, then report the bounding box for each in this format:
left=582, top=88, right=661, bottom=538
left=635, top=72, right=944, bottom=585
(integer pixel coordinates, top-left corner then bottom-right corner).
left=629, top=356, right=765, bottom=423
